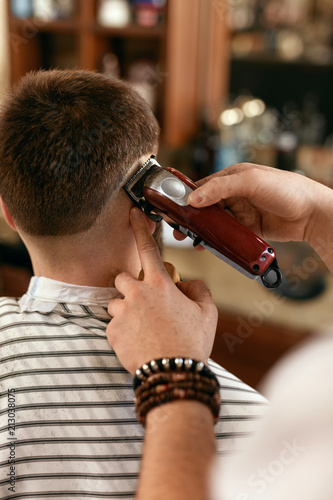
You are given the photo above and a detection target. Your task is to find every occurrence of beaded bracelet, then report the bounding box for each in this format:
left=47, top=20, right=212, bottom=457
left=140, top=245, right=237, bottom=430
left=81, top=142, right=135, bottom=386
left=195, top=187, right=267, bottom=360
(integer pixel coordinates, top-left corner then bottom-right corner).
left=135, top=381, right=220, bottom=426
left=136, top=373, right=218, bottom=402
left=133, top=358, right=221, bottom=426
left=133, top=357, right=219, bottom=390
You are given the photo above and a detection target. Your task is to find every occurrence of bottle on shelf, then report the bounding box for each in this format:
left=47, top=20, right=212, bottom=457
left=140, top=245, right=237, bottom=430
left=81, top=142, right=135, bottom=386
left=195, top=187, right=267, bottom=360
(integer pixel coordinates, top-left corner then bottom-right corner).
left=126, top=59, right=159, bottom=111
left=10, top=0, right=33, bottom=18
left=132, top=0, right=166, bottom=27
left=275, top=131, right=299, bottom=171
left=101, top=53, right=121, bottom=79
left=33, top=0, right=76, bottom=20
left=97, top=0, right=132, bottom=27
left=275, top=102, right=300, bottom=171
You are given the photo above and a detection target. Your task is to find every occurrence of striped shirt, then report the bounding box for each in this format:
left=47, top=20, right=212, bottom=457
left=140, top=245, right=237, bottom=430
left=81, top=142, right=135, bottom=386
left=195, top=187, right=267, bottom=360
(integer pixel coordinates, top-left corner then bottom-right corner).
left=0, top=276, right=268, bottom=499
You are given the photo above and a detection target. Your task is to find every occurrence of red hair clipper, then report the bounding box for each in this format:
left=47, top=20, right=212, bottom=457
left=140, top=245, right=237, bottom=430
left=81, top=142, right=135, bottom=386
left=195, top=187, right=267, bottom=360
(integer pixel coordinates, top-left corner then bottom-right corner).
left=123, top=156, right=282, bottom=289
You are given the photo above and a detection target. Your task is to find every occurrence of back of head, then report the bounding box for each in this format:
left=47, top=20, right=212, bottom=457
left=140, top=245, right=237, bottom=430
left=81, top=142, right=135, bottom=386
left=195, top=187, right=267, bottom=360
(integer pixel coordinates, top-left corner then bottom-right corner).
left=0, top=69, right=159, bottom=236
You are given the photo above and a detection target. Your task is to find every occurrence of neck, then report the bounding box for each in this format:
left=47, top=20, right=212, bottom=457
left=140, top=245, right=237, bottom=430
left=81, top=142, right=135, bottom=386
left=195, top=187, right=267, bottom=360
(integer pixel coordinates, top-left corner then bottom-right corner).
left=20, top=205, right=142, bottom=288
left=27, top=236, right=141, bottom=287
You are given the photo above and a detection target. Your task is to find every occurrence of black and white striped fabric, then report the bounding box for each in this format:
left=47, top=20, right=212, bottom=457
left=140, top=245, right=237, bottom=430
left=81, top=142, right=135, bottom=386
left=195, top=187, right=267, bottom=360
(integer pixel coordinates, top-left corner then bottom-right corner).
left=0, top=277, right=268, bottom=499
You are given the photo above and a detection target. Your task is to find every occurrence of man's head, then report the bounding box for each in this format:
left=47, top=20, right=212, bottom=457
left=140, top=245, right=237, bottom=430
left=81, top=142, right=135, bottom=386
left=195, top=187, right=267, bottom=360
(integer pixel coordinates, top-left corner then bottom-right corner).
left=0, top=69, right=159, bottom=237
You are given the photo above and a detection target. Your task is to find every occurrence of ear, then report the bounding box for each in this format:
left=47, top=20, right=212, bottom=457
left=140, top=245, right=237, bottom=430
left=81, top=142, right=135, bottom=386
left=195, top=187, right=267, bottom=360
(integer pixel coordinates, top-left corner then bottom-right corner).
left=0, top=198, right=17, bottom=231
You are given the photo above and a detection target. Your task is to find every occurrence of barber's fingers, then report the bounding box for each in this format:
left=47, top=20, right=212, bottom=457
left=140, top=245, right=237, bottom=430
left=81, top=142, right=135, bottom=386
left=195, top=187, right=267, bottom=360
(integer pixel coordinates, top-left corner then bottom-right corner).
left=172, top=228, right=206, bottom=252
left=189, top=175, right=246, bottom=207
left=107, top=296, right=124, bottom=318
left=188, top=164, right=266, bottom=208
left=108, top=270, right=147, bottom=317
left=113, top=270, right=146, bottom=300
left=130, top=207, right=168, bottom=279
left=172, top=228, right=187, bottom=241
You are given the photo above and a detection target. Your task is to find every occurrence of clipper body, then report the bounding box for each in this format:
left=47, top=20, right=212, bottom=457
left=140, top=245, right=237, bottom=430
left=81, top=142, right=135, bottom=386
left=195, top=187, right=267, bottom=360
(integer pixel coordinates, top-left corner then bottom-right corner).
left=124, top=156, right=282, bottom=288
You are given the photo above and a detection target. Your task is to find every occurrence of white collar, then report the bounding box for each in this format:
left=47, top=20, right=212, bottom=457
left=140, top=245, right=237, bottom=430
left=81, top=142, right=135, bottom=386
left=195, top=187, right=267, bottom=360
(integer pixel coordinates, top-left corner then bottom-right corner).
left=19, top=276, right=120, bottom=314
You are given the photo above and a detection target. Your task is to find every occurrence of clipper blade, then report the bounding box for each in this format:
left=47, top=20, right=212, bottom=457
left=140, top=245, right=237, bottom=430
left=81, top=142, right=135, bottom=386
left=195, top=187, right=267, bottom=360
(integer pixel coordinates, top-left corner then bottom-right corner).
left=123, top=155, right=164, bottom=222
left=123, top=155, right=159, bottom=204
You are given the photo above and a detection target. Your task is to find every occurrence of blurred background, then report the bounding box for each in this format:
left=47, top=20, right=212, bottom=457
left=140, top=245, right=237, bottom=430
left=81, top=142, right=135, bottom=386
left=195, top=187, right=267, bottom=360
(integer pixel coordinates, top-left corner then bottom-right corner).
left=1, top=0, right=333, bottom=388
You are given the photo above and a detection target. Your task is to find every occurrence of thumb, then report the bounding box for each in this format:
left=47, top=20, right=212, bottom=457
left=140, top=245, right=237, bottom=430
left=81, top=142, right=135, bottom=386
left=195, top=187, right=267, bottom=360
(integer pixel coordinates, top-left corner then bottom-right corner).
left=189, top=178, right=226, bottom=207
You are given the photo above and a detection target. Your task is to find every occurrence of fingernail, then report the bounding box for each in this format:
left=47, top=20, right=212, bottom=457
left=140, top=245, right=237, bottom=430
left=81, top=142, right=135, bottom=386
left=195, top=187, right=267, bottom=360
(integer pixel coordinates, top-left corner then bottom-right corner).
left=130, top=207, right=142, bottom=219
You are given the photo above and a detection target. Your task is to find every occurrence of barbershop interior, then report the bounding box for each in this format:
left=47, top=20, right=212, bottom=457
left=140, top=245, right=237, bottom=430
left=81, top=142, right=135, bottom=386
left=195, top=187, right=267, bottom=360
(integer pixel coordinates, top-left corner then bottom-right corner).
left=1, top=0, right=333, bottom=389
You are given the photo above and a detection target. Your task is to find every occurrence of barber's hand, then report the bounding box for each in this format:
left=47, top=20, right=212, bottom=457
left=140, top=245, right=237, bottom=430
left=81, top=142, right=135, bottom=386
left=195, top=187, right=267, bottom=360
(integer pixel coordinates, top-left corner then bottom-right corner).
left=174, top=163, right=333, bottom=248
left=106, top=207, right=218, bottom=375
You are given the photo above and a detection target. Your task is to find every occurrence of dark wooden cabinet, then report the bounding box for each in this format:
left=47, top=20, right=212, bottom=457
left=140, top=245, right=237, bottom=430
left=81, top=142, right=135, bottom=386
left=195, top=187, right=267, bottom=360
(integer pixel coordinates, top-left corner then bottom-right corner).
left=7, top=0, right=229, bottom=147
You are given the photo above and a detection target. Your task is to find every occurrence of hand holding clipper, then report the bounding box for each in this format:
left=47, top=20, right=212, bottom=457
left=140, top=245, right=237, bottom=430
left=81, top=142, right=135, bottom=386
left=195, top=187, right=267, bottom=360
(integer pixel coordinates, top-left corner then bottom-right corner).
left=123, top=156, right=282, bottom=289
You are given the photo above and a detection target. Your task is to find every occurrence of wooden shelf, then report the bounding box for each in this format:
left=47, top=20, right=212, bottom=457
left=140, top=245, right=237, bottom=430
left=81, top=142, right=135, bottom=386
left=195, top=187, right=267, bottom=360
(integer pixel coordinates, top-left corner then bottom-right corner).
left=9, top=16, right=165, bottom=37
left=90, top=23, right=166, bottom=38
left=231, top=51, right=333, bottom=68
left=7, top=0, right=229, bottom=148
left=9, top=16, right=79, bottom=32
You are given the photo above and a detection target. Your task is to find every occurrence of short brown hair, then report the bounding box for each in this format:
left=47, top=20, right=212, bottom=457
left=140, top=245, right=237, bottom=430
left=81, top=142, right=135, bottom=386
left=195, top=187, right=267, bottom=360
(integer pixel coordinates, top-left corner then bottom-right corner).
left=0, top=69, right=159, bottom=236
